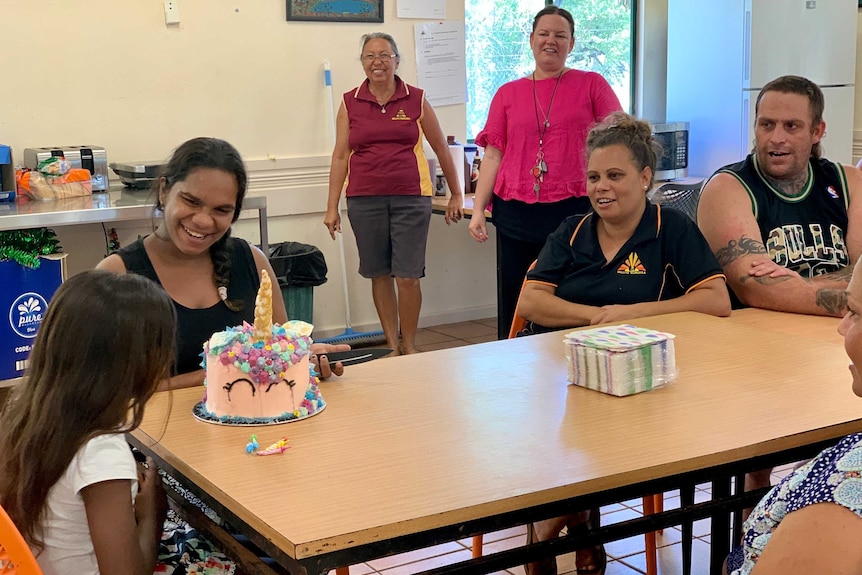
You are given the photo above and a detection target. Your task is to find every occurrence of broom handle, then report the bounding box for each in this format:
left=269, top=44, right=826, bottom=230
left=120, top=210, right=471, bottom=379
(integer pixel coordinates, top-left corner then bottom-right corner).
left=325, top=61, right=354, bottom=330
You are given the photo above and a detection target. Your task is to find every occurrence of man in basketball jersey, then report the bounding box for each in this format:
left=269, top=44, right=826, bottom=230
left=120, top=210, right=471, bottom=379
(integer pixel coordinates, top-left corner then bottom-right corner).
left=698, top=75, right=862, bottom=317
left=698, top=75, right=862, bottom=519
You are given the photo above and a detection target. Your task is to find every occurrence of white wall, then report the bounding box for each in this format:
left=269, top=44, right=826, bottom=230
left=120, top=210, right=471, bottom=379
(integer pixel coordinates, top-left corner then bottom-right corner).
left=0, top=1, right=497, bottom=337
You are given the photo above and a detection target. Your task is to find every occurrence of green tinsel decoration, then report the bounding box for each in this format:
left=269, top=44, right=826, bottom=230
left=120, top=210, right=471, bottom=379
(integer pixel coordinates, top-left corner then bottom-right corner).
left=0, top=228, right=62, bottom=269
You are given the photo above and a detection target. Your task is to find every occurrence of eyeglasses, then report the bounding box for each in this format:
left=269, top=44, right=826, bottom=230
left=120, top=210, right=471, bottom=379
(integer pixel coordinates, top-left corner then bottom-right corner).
left=361, top=53, right=397, bottom=63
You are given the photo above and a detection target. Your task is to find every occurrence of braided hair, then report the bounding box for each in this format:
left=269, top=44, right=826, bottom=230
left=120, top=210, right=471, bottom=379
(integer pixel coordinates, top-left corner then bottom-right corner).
left=153, top=137, right=248, bottom=312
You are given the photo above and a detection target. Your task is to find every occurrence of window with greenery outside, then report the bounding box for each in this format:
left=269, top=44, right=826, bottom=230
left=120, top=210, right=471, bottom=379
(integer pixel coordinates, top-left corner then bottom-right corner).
left=465, top=0, right=634, bottom=139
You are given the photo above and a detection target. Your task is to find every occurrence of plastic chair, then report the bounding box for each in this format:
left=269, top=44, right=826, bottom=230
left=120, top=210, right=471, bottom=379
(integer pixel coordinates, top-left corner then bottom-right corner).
left=0, top=503, right=43, bottom=575
left=507, top=261, right=538, bottom=338
left=647, top=180, right=705, bottom=222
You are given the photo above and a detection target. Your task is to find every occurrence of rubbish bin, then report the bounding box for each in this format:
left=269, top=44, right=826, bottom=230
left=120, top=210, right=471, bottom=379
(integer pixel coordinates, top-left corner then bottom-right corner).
left=268, top=242, right=327, bottom=324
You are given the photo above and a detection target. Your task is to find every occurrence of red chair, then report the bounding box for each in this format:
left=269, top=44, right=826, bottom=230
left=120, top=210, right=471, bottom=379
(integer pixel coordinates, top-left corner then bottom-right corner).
left=0, top=503, right=43, bottom=575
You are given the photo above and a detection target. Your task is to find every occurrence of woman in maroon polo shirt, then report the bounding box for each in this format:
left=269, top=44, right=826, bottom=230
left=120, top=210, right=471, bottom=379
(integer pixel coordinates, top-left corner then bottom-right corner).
left=325, top=32, right=463, bottom=356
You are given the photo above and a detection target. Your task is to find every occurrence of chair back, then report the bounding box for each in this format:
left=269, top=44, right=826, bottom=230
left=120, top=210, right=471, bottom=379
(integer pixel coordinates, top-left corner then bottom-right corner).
left=0, top=504, right=42, bottom=575
left=647, top=180, right=704, bottom=222
left=508, top=260, right=537, bottom=339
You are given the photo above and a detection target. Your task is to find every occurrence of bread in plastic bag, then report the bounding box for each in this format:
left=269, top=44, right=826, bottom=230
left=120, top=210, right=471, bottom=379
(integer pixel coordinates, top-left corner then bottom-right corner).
left=16, top=168, right=92, bottom=200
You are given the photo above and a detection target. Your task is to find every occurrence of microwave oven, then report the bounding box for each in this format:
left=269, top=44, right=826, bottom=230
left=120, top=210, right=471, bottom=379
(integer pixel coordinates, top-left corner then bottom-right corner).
left=651, top=122, right=689, bottom=181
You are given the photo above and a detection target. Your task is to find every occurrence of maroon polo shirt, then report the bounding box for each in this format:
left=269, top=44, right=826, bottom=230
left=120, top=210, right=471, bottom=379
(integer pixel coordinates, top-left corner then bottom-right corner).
left=343, top=76, right=434, bottom=197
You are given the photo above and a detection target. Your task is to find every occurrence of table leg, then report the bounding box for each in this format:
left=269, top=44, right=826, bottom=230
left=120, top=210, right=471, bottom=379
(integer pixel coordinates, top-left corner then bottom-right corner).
left=680, top=484, right=695, bottom=575
left=710, top=477, right=732, bottom=574
left=732, top=474, right=745, bottom=544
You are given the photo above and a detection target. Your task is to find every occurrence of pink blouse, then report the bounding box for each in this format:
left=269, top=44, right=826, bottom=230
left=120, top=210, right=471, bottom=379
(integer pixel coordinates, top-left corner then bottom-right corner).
left=476, top=69, right=622, bottom=204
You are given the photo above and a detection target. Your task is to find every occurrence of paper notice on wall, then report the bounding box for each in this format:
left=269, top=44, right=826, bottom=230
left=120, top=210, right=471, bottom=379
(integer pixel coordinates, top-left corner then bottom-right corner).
left=398, top=0, right=445, bottom=19
left=414, top=21, right=466, bottom=107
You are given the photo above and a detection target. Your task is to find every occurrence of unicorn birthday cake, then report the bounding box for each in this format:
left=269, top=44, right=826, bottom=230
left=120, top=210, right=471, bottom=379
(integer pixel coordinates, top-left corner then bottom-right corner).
left=564, top=324, right=676, bottom=397
left=193, top=269, right=325, bottom=425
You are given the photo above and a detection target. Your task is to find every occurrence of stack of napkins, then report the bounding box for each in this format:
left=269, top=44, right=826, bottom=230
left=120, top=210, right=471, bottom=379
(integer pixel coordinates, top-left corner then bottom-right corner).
left=564, top=324, right=677, bottom=396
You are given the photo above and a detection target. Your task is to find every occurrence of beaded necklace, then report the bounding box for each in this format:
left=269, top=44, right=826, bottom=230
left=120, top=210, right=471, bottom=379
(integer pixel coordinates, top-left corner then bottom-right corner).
left=530, top=69, right=564, bottom=195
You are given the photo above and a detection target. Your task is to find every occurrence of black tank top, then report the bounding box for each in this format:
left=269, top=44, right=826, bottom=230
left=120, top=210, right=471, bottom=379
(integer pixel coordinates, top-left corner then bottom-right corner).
left=717, top=154, right=850, bottom=277
left=117, top=237, right=260, bottom=374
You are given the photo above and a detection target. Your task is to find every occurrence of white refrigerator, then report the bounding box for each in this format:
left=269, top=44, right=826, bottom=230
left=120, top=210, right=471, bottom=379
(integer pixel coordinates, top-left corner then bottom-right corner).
left=666, top=0, right=857, bottom=177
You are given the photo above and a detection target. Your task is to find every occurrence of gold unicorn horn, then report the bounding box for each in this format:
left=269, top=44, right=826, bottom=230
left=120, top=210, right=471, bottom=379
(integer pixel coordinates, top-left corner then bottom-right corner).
left=253, top=269, right=273, bottom=341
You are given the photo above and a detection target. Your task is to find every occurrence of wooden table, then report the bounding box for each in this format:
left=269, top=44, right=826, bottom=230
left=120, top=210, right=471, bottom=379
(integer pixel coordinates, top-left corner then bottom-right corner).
left=730, top=307, right=843, bottom=344
left=130, top=311, right=861, bottom=575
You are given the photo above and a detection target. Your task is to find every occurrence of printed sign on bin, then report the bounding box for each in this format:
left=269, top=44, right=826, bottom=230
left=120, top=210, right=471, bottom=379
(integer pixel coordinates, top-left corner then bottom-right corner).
left=0, top=254, right=67, bottom=380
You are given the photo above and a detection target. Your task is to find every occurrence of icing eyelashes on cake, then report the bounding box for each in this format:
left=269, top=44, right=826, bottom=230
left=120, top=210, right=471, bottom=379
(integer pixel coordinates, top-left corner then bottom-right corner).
left=283, top=378, right=297, bottom=412
left=224, top=378, right=296, bottom=400
left=273, top=378, right=299, bottom=412
left=265, top=379, right=296, bottom=393
left=224, top=377, right=256, bottom=401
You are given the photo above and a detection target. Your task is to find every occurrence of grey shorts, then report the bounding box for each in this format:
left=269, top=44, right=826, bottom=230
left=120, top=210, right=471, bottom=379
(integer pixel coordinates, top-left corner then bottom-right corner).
left=346, top=195, right=432, bottom=279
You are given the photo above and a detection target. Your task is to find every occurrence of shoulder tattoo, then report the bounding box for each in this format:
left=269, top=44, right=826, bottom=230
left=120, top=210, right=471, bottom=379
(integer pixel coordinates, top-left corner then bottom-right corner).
left=815, top=288, right=848, bottom=316
left=714, top=235, right=767, bottom=267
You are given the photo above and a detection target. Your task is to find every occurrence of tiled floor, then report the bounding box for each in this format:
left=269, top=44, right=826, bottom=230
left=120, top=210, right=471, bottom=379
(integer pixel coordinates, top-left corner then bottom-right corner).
left=413, top=317, right=499, bottom=351
left=345, top=317, right=796, bottom=575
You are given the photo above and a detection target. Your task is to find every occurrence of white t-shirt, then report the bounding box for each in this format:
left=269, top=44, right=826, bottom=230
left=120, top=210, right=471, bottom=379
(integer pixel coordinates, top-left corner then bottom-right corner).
left=35, top=432, right=138, bottom=575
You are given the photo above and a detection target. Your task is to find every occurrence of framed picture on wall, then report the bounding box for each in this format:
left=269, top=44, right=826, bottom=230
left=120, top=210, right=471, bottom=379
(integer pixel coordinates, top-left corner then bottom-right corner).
left=287, top=0, right=384, bottom=22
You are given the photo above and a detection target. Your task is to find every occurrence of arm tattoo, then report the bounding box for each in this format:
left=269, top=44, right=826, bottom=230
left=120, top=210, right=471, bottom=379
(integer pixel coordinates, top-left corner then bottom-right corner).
left=821, top=266, right=853, bottom=283
left=714, top=235, right=767, bottom=267
left=815, top=288, right=848, bottom=315
left=738, top=274, right=793, bottom=285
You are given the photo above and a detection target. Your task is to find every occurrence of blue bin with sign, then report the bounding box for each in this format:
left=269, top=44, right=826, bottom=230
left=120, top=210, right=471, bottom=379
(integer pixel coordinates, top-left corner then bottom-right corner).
left=0, top=254, right=67, bottom=380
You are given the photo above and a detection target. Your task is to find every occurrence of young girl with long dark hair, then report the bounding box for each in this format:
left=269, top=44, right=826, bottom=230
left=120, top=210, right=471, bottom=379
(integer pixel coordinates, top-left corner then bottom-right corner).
left=0, top=270, right=176, bottom=575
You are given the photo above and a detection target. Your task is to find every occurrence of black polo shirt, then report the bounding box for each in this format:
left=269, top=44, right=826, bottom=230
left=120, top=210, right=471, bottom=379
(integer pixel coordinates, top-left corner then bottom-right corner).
left=527, top=203, right=725, bottom=307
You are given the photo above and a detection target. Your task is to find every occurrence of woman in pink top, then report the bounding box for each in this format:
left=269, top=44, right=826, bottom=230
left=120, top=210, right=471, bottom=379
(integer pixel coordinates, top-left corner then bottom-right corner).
left=468, top=6, right=622, bottom=341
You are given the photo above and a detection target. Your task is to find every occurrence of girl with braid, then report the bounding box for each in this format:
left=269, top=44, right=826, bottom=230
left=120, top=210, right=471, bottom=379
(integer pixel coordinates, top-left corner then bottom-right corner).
left=99, top=137, right=347, bottom=390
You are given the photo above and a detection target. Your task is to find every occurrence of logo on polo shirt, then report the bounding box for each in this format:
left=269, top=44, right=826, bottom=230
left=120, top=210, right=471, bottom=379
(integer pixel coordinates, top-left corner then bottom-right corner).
left=392, top=109, right=411, bottom=121
left=618, top=253, right=646, bottom=275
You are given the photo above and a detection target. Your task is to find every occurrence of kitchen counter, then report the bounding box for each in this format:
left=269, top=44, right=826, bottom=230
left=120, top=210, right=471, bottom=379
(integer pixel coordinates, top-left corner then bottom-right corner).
left=0, top=185, right=268, bottom=253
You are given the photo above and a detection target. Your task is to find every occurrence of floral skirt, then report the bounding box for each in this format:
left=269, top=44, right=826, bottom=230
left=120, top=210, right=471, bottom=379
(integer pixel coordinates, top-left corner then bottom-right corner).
left=155, top=471, right=239, bottom=575
left=154, top=510, right=238, bottom=575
